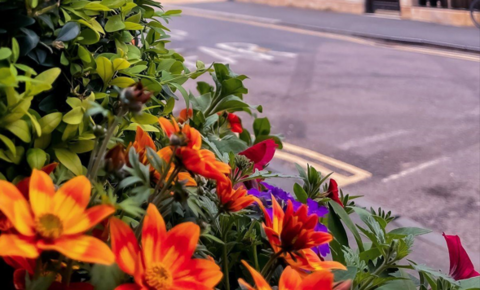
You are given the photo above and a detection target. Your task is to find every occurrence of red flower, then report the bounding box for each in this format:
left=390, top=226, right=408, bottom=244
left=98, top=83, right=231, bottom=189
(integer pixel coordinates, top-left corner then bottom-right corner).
left=326, top=179, right=343, bottom=207
left=443, top=233, right=480, bottom=280
left=178, top=108, right=193, bottom=123
left=239, top=140, right=277, bottom=171
left=227, top=113, right=243, bottom=133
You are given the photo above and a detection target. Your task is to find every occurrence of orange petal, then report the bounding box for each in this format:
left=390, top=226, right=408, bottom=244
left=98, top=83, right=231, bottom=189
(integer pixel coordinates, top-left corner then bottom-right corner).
left=158, top=117, right=179, bottom=137
left=52, top=176, right=91, bottom=222
left=157, top=146, right=174, bottom=163
left=142, top=204, right=166, bottom=267
left=63, top=205, right=115, bottom=235
left=172, top=280, right=212, bottom=290
left=110, top=217, right=140, bottom=275
left=241, top=260, right=272, bottom=290
left=161, top=222, right=200, bottom=272
left=0, top=234, right=39, bottom=258
left=177, top=172, right=197, bottom=187
left=298, top=270, right=334, bottom=290
left=278, top=266, right=302, bottom=290
left=0, top=180, right=34, bottom=236
left=135, top=126, right=155, bottom=150
left=29, top=169, right=55, bottom=217
left=271, top=194, right=284, bottom=234
left=175, top=258, right=223, bottom=288
left=38, top=235, right=114, bottom=265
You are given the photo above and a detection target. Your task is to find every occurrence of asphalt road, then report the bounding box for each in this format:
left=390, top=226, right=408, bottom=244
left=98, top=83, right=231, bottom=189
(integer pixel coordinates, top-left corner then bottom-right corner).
left=164, top=4, right=480, bottom=268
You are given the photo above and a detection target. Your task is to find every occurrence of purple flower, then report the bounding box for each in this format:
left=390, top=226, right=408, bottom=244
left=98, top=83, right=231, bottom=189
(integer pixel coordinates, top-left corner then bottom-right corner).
left=249, top=182, right=331, bottom=256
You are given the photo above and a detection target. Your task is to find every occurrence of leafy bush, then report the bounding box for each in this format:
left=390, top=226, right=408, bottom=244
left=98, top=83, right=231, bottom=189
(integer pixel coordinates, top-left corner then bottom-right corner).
left=0, top=1, right=478, bottom=290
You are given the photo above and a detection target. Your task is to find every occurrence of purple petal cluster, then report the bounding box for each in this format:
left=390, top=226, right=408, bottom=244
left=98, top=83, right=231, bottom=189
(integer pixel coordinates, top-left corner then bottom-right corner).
left=248, top=182, right=330, bottom=256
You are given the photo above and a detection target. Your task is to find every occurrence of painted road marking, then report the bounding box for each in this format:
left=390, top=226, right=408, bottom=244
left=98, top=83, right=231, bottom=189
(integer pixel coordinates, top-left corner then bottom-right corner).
left=275, top=142, right=372, bottom=187
left=339, top=130, right=409, bottom=150
left=381, top=156, right=449, bottom=183
left=173, top=6, right=480, bottom=62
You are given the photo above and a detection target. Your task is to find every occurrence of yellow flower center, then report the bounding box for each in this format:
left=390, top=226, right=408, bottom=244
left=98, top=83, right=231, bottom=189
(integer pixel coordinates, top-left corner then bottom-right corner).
left=34, top=214, right=63, bottom=239
left=144, top=263, right=173, bottom=290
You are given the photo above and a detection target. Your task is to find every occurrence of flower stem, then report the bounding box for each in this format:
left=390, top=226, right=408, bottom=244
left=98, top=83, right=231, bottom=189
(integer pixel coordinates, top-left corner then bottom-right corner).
left=223, top=241, right=230, bottom=290
left=63, top=259, right=74, bottom=287
left=252, top=244, right=260, bottom=271
left=260, top=251, right=282, bottom=282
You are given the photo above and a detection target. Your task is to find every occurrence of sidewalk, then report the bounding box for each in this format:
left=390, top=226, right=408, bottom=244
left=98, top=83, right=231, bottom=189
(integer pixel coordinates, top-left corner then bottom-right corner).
left=168, top=1, right=480, bottom=52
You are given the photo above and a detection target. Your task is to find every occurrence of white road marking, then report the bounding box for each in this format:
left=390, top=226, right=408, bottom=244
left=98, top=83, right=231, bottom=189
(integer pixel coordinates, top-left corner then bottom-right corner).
left=382, top=157, right=449, bottom=183
left=339, top=130, right=409, bottom=150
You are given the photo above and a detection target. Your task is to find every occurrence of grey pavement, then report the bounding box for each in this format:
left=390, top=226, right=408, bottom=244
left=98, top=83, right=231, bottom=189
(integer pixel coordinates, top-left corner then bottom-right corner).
left=170, top=1, right=480, bottom=52
left=165, top=7, right=480, bottom=270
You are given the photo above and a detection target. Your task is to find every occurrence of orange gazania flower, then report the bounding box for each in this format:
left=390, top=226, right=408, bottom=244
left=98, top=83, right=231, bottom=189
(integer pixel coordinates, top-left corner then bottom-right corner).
left=128, top=126, right=196, bottom=186
left=238, top=260, right=334, bottom=290
left=0, top=170, right=115, bottom=265
left=177, top=108, right=193, bottom=123
left=159, top=117, right=230, bottom=183
left=110, top=203, right=223, bottom=290
left=216, top=179, right=255, bottom=212
left=257, top=196, right=345, bottom=272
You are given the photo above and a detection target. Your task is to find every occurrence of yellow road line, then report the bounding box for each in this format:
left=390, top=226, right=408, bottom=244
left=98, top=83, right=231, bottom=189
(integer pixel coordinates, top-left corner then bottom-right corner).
left=275, top=142, right=372, bottom=187
left=180, top=9, right=480, bottom=62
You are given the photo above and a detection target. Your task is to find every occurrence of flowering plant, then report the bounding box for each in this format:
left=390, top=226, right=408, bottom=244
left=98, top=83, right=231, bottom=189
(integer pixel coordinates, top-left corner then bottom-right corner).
left=0, top=1, right=478, bottom=290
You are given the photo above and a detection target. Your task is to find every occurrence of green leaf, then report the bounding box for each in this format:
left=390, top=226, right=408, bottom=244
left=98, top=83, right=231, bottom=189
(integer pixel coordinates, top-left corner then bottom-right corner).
left=39, top=112, right=62, bottom=134
left=84, top=2, right=111, bottom=11
left=329, top=201, right=364, bottom=252
left=28, top=68, right=61, bottom=96
left=333, top=266, right=357, bottom=282
left=253, top=117, right=271, bottom=137
left=132, top=113, right=158, bottom=125
left=54, top=148, right=82, bottom=176
left=69, top=140, right=95, bottom=154
left=0, top=134, right=16, bottom=155
left=201, top=233, right=225, bottom=245
left=388, top=227, right=432, bottom=238
left=77, top=45, right=92, bottom=63
left=377, top=269, right=418, bottom=290
left=459, top=277, right=480, bottom=290
left=90, top=263, right=123, bottom=290
left=56, top=22, right=81, bottom=41
left=112, top=58, right=130, bottom=71
left=5, top=119, right=31, bottom=143
left=95, top=56, right=113, bottom=84
left=100, top=0, right=126, bottom=8
left=105, top=15, right=125, bottom=32
left=63, top=107, right=84, bottom=125
left=27, top=148, right=47, bottom=169
left=0, top=48, right=12, bottom=60
left=110, top=77, right=135, bottom=88
left=124, top=22, right=143, bottom=30
left=293, top=183, right=308, bottom=203
left=11, top=38, right=19, bottom=63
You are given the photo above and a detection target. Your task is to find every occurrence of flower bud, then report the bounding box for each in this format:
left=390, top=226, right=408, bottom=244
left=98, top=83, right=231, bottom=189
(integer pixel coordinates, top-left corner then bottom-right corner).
left=104, top=144, right=126, bottom=174
left=93, top=125, right=107, bottom=137
left=119, top=82, right=152, bottom=114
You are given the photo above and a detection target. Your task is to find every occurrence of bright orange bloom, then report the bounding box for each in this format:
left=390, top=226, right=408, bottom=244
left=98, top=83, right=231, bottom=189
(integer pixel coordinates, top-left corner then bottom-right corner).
left=257, top=196, right=345, bottom=272
left=110, top=204, right=223, bottom=290
left=178, top=108, right=193, bottom=123
left=0, top=170, right=115, bottom=265
left=128, top=126, right=196, bottom=186
left=159, top=117, right=231, bottom=183
left=1, top=163, right=59, bottom=232
left=238, top=260, right=334, bottom=290
left=216, top=179, right=255, bottom=212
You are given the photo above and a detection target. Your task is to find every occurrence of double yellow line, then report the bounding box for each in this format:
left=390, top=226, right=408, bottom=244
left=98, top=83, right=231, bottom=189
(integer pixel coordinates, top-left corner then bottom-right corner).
left=276, top=143, right=372, bottom=187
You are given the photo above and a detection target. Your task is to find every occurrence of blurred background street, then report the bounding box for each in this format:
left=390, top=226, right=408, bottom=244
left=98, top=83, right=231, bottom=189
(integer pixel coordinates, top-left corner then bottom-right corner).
left=163, top=0, right=480, bottom=271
